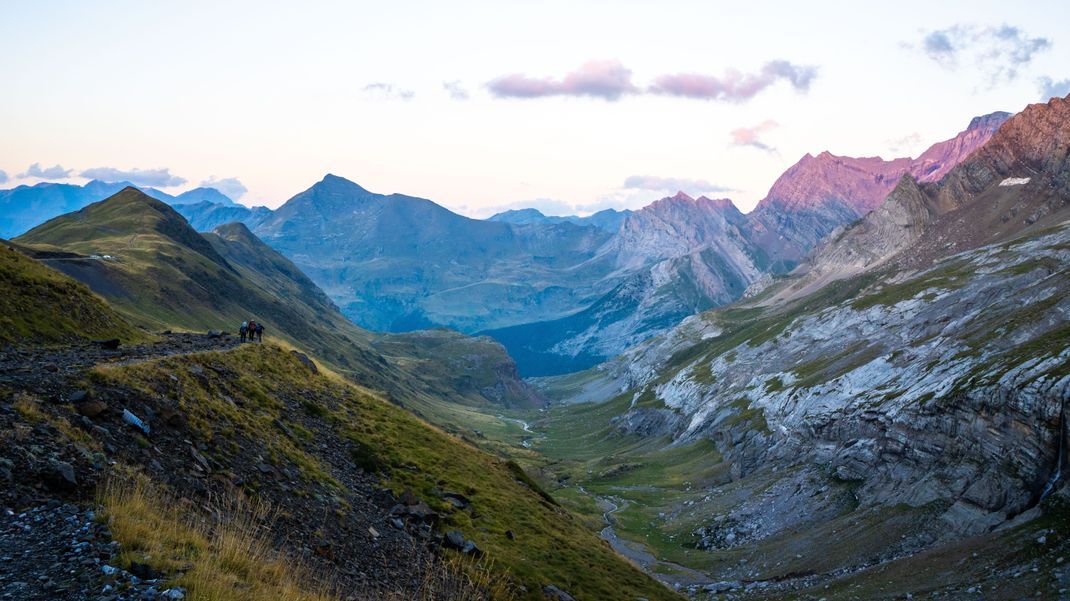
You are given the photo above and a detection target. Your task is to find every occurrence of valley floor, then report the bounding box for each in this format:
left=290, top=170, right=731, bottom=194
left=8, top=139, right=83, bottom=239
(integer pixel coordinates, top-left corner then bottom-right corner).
left=481, top=400, right=1070, bottom=600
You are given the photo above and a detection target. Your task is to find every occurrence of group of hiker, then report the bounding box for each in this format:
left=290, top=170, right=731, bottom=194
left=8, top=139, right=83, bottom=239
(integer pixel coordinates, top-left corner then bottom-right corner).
left=239, top=319, right=264, bottom=343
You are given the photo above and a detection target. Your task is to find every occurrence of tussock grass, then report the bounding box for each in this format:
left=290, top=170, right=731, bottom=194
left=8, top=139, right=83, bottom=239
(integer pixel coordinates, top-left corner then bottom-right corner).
left=99, top=473, right=337, bottom=601
left=13, top=393, right=100, bottom=449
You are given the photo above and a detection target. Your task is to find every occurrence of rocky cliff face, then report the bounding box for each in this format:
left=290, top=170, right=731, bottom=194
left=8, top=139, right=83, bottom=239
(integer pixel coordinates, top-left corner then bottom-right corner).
left=550, top=220, right=1070, bottom=588
left=534, top=98, right=1070, bottom=594
left=786, top=97, right=1070, bottom=300
left=746, top=112, right=1011, bottom=266
left=483, top=193, right=767, bottom=375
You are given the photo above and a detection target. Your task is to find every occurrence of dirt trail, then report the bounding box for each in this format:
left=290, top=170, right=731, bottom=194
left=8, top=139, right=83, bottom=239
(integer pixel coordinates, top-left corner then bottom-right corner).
left=0, top=332, right=239, bottom=402
left=0, top=332, right=241, bottom=599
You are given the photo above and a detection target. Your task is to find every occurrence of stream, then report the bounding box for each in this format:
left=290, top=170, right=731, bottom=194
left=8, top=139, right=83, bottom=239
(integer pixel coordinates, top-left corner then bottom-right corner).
left=497, top=415, right=537, bottom=448
left=577, top=486, right=711, bottom=590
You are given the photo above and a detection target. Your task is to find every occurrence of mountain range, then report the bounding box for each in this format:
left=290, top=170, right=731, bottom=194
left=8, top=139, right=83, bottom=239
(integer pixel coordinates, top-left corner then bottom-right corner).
left=528, top=94, right=1070, bottom=596
left=0, top=191, right=671, bottom=599
left=0, top=110, right=1016, bottom=377
left=0, top=179, right=242, bottom=238
left=488, top=207, right=633, bottom=232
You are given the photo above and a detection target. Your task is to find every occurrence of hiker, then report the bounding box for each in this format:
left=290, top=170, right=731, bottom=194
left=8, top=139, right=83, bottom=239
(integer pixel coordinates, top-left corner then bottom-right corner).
left=239, top=320, right=248, bottom=343
left=248, top=319, right=257, bottom=343
left=256, top=322, right=264, bottom=342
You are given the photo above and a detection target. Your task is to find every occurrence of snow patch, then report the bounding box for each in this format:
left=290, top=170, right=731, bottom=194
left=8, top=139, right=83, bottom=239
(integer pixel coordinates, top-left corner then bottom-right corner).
left=998, top=177, right=1031, bottom=187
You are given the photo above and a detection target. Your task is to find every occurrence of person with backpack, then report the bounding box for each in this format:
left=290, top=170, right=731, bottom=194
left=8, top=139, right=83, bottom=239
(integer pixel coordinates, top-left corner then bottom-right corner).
left=248, top=320, right=257, bottom=344
left=239, top=320, right=248, bottom=343
left=256, top=322, right=264, bottom=342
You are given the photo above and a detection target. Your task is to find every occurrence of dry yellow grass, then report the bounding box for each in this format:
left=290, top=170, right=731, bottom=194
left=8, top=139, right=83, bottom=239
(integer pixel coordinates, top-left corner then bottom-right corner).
left=98, top=472, right=508, bottom=601
left=13, top=393, right=100, bottom=449
left=99, top=473, right=336, bottom=601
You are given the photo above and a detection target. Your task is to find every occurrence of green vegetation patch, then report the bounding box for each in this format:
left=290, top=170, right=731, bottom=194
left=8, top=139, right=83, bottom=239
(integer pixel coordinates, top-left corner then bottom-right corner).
left=0, top=244, right=148, bottom=345
left=93, top=345, right=678, bottom=601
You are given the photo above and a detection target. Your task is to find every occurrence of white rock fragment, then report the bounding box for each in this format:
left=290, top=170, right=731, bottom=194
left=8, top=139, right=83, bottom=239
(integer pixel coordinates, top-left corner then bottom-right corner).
left=998, top=177, right=1031, bottom=186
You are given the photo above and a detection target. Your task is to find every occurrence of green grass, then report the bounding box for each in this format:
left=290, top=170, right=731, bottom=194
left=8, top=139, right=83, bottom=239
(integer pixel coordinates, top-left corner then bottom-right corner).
left=0, top=243, right=149, bottom=345
left=850, top=261, right=972, bottom=310
left=91, top=344, right=679, bottom=601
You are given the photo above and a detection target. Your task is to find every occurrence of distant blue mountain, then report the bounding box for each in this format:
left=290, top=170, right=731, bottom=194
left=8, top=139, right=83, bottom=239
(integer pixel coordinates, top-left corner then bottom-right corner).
left=0, top=180, right=236, bottom=238
left=174, top=201, right=273, bottom=232
left=487, top=207, right=632, bottom=232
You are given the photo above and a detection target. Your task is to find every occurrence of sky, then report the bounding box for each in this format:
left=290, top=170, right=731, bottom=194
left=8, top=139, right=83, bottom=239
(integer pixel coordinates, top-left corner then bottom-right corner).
left=1, top=0, right=1068, bottom=216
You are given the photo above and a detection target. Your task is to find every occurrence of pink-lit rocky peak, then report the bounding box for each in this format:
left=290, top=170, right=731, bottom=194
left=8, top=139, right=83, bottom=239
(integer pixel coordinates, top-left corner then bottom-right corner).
left=756, top=111, right=1011, bottom=217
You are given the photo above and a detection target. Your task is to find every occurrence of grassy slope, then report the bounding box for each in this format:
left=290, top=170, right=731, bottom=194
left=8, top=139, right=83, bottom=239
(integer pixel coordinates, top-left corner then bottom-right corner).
left=15, top=190, right=540, bottom=423
left=92, top=344, right=679, bottom=601
left=0, top=242, right=148, bottom=345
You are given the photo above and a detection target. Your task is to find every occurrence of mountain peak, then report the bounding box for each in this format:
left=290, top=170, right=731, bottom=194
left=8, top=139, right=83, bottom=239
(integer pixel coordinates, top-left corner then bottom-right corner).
left=696, top=196, right=739, bottom=212
left=16, top=187, right=231, bottom=269
left=317, top=173, right=368, bottom=192
left=670, top=191, right=694, bottom=202
left=967, top=111, right=1012, bottom=132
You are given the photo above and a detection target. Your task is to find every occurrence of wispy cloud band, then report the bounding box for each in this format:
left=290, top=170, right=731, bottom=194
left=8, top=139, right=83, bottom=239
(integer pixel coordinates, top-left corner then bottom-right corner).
left=487, top=59, right=817, bottom=102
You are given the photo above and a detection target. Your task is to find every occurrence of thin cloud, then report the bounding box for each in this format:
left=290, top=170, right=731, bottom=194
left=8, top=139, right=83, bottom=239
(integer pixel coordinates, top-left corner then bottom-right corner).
left=0, top=170, right=7, bottom=184
left=201, top=176, right=248, bottom=200
left=1038, top=76, right=1070, bottom=101
left=19, top=163, right=72, bottom=179
left=921, top=27, right=961, bottom=65
left=624, top=175, right=734, bottom=195
left=886, top=132, right=924, bottom=155
left=579, top=189, right=666, bottom=213
left=487, top=59, right=817, bottom=102
left=915, top=24, right=1051, bottom=83
left=730, top=120, right=779, bottom=153
left=363, top=83, right=415, bottom=100
left=443, top=80, right=469, bottom=100
left=80, top=166, right=186, bottom=187
left=649, top=61, right=816, bottom=101
left=487, top=60, right=639, bottom=101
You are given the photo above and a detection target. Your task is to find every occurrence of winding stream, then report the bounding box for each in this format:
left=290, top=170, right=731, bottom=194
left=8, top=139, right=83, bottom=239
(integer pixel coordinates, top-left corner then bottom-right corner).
left=578, top=486, right=710, bottom=589
left=497, top=415, right=537, bottom=448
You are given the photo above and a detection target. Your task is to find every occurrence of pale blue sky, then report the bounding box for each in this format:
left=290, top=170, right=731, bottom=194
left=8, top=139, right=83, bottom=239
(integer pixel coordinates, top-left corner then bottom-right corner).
left=1, top=0, right=1067, bottom=214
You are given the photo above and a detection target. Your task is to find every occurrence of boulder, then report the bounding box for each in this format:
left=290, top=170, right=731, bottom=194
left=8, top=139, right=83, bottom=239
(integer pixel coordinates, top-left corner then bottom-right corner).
left=442, top=492, right=471, bottom=509
left=76, top=400, right=108, bottom=419
left=444, top=530, right=466, bottom=550
left=542, top=584, right=576, bottom=601
left=68, top=390, right=88, bottom=403
left=128, top=561, right=160, bottom=580
left=290, top=351, right=319, bottom=374
left=399, top=489, right=421, bottom=506
left=206, top=330, right=223, bottom=338
left=47, top=460, right=77, bottom=489
left=92, top=339, right=121, bottom=350
left=461, top=540, right=482, bottom=556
